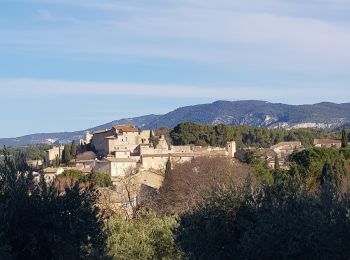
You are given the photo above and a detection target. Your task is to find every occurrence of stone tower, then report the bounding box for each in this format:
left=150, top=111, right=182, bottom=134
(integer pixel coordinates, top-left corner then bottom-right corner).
left=226, top=141, right=236, bottom=158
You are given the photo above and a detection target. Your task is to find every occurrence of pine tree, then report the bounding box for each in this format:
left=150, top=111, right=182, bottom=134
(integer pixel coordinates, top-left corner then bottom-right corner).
left=341, top=129, right=349, bottom=148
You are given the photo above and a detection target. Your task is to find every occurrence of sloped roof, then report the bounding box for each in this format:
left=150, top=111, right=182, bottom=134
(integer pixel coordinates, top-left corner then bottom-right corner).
left=112, top=125, right=139, bottom=132
left=271, top=141, right=302, bottom=150
left=314, top=139, right=341, bottom=145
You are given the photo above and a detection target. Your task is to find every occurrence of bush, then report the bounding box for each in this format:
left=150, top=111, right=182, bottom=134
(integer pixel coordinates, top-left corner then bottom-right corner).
left=106, top=209, right=183, bottom=259
left=0, top=150, right=106, bottom=259
left=177, top=180, right=350, bottom=260
left=89, top=172, right=112, bottom=187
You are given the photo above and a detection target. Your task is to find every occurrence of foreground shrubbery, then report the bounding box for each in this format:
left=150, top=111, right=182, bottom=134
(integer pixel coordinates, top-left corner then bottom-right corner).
left=106, top=209, right=183, bottom=260
left=2, top=147, right=350, bottom=259
left=177, top=180, right=350, bottom=259
left=0, top=151, right=106, bottom=259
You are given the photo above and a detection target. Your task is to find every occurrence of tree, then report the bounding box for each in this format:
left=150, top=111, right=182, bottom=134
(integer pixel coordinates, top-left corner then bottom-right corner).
left=70, top=141, right=77, bottom=158
left=177, top=180, right=350, bottom=259
left=165, top=157, right=172, bottom=176
left=149, top=130, right=159, bottom=147
left=341, top=128, right=349, bottom=148
left=106, top=209, right=183, bottom=259
left=62, top=144, right=72, bottom=165
left=0, top=149, right=106, bottom=259
left=274, top=155, right=280, bottom=170
left=156, top=157, right=250, bottom=215
left=89, top=172, right=112, bottom=187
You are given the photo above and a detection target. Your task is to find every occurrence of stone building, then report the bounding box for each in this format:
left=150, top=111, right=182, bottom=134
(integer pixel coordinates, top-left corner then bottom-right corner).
left=271, top=141, right=303, bottom=158
left=314, top=139, right=342, bottom=148
left=91, top=125, right=151, bottom=157
left=87, top=126, right=237, bottom=177
left=45, top=146, right=64, bottom=165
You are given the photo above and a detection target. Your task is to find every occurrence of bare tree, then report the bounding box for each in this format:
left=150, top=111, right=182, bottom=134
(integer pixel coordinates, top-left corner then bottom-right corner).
left=156, top=156, right=250, bottom=216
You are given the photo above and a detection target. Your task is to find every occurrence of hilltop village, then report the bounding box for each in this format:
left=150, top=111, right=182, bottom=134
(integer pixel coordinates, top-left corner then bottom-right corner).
left=43, top=125, right=236, bottom=185
left=43, top=125, right=345, bottom=177
left=37, top=124, right=349, bottom=213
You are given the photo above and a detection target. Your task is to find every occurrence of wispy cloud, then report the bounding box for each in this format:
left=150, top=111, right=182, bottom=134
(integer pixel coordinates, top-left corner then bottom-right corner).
left=3, top=0, right=350, bottom=73
left=0, top=78, right=349, bottom=104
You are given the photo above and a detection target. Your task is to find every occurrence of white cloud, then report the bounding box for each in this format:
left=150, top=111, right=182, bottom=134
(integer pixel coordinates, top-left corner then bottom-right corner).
left=2, top=0, right=350, bottom=73
left=0, top=78, right=348, bottom=104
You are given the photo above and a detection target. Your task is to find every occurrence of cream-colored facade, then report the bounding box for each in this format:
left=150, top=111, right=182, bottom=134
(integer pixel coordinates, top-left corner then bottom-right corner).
left=45, top=146, right=64, bottom=164
left=314, top=139, right=342, bottom=148
left=271, top=141, right=303, bottom=158
left=91, top=125, right=151, bottom=157
left=88, top=129, right=237, bottom=176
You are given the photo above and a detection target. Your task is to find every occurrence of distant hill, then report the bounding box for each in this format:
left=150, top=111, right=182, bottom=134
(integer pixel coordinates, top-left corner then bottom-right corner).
left=1, top=100, right=350, bottom=147
left=144, top=100, right=350, bottom=129
left=0, top=115, right=160, bottom=147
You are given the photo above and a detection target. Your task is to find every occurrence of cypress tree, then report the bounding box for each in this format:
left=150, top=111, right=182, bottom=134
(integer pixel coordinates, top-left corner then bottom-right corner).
left=321, top=161, right=333, bottom=186
left=62, top=144, right=72, bottom=166
left=70, top=141, right=77, bottom=158
left=165, top=158, right=172, bottom=176
left=341, top=129, right=349, bottom=148
left=274, top=155, right=280, bottom=170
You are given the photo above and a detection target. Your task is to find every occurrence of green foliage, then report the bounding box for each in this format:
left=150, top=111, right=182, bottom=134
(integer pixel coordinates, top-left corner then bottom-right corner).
left=274, top=155, right=280, bottom=170
left=165, top=158, right=172, bottom=176
left=0, top=144, right=51, bottom=161
left=61, top=169, right=88, bottom=182
left=62, top=144, right=72, bottom=165
left=89, top=172, right=112, bottom=187
left=52, top=155, right=60, bottom=167
left=289, top=148, right=349, bottom=189
left=170, top=122, right=340, bottom=148
left=250, top=159, right=274, bottom=184
left=106, top=209, right=183, bottom=260
left=70, top=141, right=78, bottom=157
left=177, top=181, right=350, bottom=260
left=342, top=128, right=349, bottom=148
left=149, top=130, right=159, bottom=148
left=0, top=150, right=106, bottom=259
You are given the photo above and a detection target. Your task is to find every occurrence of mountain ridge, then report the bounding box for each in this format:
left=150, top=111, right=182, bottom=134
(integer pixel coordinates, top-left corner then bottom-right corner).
left=2, top=100, right=350, bottom=147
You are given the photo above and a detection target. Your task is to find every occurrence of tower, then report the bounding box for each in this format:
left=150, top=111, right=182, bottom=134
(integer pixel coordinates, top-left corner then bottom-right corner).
left=226, top=141, right=236, bottom=158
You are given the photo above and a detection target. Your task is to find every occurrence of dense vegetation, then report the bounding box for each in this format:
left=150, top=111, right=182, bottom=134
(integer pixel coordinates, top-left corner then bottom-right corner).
left=178, top=181, right=350, bottom=259
left=0, top=151, right=106, bottom=259
left=2, top=124, right=350, bottom=259
left=0, top=144, right=52, bottom=161
left=170, top=122, right=342, bottom=148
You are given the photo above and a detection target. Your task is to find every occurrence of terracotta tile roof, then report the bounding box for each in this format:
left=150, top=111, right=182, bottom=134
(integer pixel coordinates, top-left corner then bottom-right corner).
left=112, top=125, right=139, bottom=132
left=106, top=158, right=138, bottom=163
left=43, top=167, right=62, bottom=174
left=271, top=141, right=302, bottom=150
left=314, top=139, right=341, bottom=145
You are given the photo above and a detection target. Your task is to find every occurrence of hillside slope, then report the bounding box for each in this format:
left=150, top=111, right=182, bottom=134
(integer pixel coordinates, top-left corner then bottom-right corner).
left=2, top=100, right=350, bottom=147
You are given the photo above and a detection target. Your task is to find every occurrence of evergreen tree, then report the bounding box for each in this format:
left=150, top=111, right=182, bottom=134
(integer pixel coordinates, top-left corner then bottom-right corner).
left=70, top=141, right=77, bottom=158
left=165, top=158, right=172, bottom=176
left=62, top=144, right=72, bottom=165
left=0, top=150, right=106, bottom=259
left=341, top=129, right=349, bottom=148
left=274, top=155, right=280, bottom=170
left=321, top=161, right=333, bottom=186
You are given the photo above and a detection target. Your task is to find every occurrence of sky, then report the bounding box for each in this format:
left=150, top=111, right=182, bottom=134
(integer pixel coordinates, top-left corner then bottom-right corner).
left=1, top=0, right=350, bottom=137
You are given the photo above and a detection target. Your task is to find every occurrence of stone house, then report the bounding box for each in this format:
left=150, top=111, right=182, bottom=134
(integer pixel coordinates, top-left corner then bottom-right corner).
left=45, top=146, right=64, bottom=164
left=314, top=139, right=342, bottom=148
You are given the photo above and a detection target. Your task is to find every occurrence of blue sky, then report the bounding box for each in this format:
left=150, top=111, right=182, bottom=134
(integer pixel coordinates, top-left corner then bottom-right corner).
left=1, top=0, right=350, bottom=137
